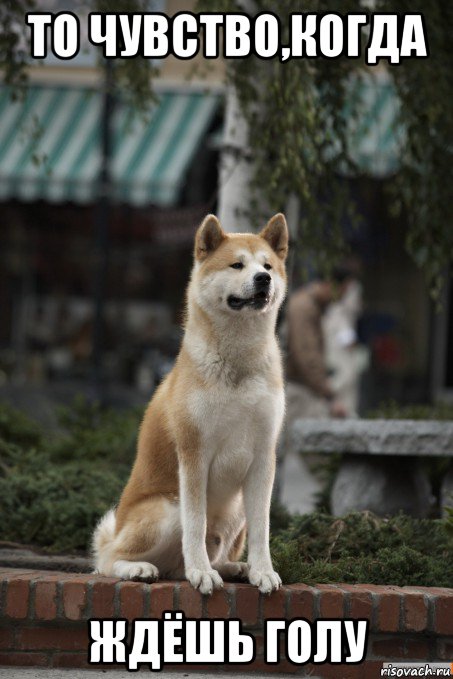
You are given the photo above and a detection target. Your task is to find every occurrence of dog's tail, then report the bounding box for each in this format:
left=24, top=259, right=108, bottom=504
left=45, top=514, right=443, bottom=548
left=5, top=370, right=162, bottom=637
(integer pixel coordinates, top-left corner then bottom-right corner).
left=91, top=508, right=116, bottom=574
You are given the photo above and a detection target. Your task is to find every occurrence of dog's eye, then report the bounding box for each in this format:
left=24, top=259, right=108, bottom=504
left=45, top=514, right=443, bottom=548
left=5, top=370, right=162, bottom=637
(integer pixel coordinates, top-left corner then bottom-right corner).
left=264, top=263, right=272, bottom=271
left=230, top=262, right=244, bottom=270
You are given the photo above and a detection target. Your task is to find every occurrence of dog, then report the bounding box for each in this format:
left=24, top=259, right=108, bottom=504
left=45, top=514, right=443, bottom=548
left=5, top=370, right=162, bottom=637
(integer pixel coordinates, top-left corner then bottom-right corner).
left=92, top=212, right=288, bottom=595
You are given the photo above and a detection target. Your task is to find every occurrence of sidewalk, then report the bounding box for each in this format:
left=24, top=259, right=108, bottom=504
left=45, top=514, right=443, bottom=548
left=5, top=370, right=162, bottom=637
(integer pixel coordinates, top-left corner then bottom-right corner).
left=0, top=670, right=297, bottom=678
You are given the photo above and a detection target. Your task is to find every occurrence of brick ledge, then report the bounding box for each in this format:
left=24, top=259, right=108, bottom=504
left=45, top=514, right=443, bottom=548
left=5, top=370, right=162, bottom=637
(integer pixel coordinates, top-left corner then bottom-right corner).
left=1, top=568, right=452, bottom=675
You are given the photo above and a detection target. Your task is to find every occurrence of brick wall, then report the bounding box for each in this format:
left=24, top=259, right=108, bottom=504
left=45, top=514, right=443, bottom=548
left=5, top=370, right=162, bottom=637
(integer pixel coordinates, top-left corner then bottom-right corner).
left=0, top=568, right=452, bottom=676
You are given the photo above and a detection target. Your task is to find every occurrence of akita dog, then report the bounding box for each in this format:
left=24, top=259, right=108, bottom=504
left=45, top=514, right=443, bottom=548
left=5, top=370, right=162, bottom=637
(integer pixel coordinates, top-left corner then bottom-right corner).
left=93, top=213, right=288, bottom=595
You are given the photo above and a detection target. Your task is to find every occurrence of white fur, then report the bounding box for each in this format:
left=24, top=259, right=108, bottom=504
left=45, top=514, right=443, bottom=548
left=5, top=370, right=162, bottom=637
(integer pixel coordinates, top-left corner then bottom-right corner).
left=93, top=500, right=185, bottom=580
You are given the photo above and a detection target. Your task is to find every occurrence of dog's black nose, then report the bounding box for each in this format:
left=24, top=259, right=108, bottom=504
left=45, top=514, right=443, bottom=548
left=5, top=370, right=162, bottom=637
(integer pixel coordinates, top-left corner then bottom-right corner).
left=254, top=272, right=271, bottom=288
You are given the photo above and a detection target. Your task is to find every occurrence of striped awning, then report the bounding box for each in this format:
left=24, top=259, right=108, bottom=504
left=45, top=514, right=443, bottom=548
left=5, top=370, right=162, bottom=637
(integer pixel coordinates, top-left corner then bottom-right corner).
left=0, top=85, right=220, bottom=206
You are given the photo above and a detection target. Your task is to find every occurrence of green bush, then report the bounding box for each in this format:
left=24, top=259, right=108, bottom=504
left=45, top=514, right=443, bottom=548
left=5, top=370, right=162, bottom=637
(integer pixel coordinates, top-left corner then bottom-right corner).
left=0, top=399, right=140, bottom=552
left=0, top=443, right=125, bottom=552
left=0, top=402, right=43, bottom=448
left=270, top=511, right=453, bottom=587
left=367, top=400, right=453, bottom=421
left=49, top=396, right=139, bottom=464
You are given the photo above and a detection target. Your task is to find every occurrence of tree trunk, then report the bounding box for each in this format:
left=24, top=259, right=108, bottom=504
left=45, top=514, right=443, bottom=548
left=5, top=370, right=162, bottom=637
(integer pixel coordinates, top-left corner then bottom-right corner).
left=217, top=84, right=255, bottom=233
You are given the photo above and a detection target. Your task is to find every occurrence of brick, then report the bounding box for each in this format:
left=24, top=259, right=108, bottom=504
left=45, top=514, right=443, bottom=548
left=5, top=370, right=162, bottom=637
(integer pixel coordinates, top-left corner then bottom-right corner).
left=33, top=572, right=74, bottom=583
left=63, top=581, right=88, bottom=621
left=58, top=574, right=97, bottom=583
left=437, top=638, right=453, bottom=660
left=254, top=631, right=286, bottom=659
left=304, top=662, right=364, bottom=678
left=287, top=584, right=316, bottom=620
left=52, top=652, right=92, bottom=668
left=149, top=582, right=174, bottom=617
left=0, top=569, right=35, bottom=578
left=0, top=652, right=49, bottom=667
left=234, top=658, right=297, bottom=674
left=17, top=626, right=89, bottom=651
left=372, top=637, right=408, bottom=659
left=339, top=585, right=373, bottom=620
left=234, top=583, right=260, bottom=627
left=34, top=581, right=57, bottom=621
left=435, top=595, right=453, bottom=635
left=254, top=632, right=264, bottom=655
left=91, top=578, right=119, bottom=618
left=5, top=576, right=33, bottom=619
left=119, top=581, right=145, bottom=621
left=262, top=587, right=286, bottom=619
left=403, top=586, right=453, bottom=596
left=205, top=587, right=230, bottom=619
left=0, top=627, right=14, bottom=649
left=374, top=591, right=401, bottom=633
left=372, top=637, right=430, bottom=661
left=178, top=582, right=202, bottom=618
left=318, top=585, right=344, bottom=618
left=404, top=639, right=430, bottom=659
left=403, top=593, right=428, bottom=632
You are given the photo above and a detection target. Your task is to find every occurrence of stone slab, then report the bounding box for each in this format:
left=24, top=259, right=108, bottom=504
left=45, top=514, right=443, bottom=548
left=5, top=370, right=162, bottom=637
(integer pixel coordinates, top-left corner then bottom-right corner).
left=291, top=419, right=453, bottom=456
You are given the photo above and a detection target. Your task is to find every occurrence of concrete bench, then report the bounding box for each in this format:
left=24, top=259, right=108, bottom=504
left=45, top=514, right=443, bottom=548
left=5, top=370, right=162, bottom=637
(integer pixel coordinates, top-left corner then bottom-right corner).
left=291, top=419, right=453, bottom=517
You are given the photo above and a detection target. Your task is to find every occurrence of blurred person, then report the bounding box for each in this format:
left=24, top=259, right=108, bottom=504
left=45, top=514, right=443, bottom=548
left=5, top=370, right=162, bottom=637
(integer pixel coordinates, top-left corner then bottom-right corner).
left=285, top=269, right=353, bottom=423
left=274, top=269, right=353, bottom=509
left=323, top=279, right=369, bottom=417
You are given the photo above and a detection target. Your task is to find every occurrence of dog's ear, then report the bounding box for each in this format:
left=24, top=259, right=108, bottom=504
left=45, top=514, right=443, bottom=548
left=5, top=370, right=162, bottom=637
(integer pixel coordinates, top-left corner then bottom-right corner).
left=195, top=214, right=226, bottom=261
left=259, top=213, right=289, bottom=260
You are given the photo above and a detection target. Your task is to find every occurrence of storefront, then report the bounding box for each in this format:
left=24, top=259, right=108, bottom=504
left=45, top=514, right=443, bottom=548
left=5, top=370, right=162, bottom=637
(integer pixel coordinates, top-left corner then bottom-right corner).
left=0, top=83, right=222, bottom=388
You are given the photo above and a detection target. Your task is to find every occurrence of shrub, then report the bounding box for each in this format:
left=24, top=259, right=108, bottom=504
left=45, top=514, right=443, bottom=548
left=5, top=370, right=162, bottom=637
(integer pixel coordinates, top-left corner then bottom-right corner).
left=0, top=402, right=43, bottom=448
left=49, top=396, right=139, bottom=464
left=0, top=399, right=140, bottom=552
left=367, top=400, right=453, bottom=421
left=270, top=511, right=453, bottom=587
left=0, top=442, right=126, bottom=552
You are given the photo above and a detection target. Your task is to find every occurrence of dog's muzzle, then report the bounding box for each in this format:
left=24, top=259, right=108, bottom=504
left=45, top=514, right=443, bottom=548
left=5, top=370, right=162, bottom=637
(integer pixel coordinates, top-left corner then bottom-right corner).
left=227, top=273, right=272, bottom=310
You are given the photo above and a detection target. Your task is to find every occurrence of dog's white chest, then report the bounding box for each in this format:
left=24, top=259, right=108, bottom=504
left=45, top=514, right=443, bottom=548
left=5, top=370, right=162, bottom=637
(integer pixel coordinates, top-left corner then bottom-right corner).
left=188, top=377, right=284, bottom=503
left=189, top=375, right=280, bottom=440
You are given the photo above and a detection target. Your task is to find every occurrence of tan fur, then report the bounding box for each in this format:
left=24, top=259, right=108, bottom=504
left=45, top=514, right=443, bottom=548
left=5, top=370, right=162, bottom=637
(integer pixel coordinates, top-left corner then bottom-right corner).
left=228, top=525, right=247, bottom=562
left=93, top=213, right=289, bottom=594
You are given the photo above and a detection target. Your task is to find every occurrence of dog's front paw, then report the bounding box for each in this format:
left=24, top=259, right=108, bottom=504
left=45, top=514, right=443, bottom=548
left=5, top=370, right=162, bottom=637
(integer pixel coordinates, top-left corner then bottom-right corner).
left=248, top=567, right=282, bottom=594
left=217, top=561, right=249, bottom=580
left=113, top=560, right=159, bottom=582
left=186, top=568, right=223, bottom=595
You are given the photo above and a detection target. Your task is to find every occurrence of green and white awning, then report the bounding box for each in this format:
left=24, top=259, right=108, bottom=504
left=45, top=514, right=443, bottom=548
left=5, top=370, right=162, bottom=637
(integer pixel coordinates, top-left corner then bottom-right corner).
left=345, top=72, right=403, bottom=177
left=0, top=85, right=220, bottom=206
